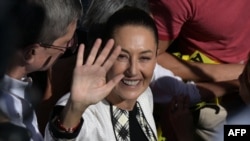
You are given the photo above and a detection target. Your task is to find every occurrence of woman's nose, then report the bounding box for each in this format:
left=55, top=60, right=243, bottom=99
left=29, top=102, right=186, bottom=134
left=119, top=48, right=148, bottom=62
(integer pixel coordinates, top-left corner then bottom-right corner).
left=126, top=60, right=138, bottom=76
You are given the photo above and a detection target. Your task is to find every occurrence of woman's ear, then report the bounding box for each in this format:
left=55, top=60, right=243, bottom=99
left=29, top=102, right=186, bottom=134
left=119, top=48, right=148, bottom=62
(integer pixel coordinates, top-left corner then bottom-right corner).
left=156, top=48, right=160, bottom=56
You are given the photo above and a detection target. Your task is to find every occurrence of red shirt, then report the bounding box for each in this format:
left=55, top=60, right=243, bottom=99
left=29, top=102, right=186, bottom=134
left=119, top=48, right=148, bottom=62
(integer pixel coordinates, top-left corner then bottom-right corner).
left=150, top=0, right=250, bottom=64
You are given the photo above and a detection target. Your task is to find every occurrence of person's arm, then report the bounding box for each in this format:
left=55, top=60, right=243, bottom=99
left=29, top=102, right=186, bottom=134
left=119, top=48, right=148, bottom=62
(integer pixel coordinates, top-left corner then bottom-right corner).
left=157, top=40, right=244, bottom=82
left=151, top=64, right=201, bottom=106
left=151, top=63, right=240, bottom=105
left=196, top=79, right=240, bottom=101
left=47, top=39, right=124, bottom=140
left=151, top=0, right=243, bottom=82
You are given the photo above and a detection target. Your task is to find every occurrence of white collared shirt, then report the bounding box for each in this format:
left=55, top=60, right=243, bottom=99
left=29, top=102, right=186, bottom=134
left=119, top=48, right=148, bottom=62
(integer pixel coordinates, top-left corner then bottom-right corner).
left=0, top=75, right=43, bottom=141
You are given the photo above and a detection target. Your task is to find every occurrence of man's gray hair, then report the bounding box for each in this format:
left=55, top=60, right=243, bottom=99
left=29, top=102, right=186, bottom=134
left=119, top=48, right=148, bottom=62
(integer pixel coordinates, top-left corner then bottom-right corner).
left=38, top=0, right=82, bottom=44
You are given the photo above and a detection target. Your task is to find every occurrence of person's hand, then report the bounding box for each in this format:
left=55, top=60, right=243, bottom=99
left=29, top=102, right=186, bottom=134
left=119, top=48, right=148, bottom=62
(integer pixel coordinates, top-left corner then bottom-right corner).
left=160, top=95, right=194, bottom=141
left=70, top=39, right=124, bottom=113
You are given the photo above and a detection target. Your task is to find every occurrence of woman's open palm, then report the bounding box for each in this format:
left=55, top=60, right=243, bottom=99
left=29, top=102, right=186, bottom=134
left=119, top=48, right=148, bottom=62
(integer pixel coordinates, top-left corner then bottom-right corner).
left=70, top=39, right=124, bottom=110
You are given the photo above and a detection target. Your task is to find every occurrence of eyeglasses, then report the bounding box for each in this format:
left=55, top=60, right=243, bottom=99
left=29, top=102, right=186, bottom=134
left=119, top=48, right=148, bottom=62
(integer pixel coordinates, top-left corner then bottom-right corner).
left=39, top=33, right=78, bottom=54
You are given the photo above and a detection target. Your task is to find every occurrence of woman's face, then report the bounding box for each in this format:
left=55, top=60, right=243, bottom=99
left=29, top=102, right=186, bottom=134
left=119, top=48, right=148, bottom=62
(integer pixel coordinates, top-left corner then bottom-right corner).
left=106, top=25, right=157, bottom=104
left=239, top=59, right=250, bottom=105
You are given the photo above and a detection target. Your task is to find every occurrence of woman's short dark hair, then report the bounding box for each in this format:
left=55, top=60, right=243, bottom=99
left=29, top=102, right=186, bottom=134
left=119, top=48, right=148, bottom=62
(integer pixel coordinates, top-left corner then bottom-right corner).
left=103, top=6, right=158, bottom=48
left=80, top=0, right=150, bottom=49
left=81, top=0, right=150, bottom=29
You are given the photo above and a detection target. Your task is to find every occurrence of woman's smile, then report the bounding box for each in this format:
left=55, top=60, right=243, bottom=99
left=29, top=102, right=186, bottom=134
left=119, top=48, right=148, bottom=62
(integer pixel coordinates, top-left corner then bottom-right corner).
left=120, top=78, right=142, bottom=88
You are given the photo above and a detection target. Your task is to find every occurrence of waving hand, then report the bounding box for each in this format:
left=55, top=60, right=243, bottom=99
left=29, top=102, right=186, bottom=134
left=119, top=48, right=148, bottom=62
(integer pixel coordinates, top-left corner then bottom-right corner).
left=70, top=39, right=124, bottom=112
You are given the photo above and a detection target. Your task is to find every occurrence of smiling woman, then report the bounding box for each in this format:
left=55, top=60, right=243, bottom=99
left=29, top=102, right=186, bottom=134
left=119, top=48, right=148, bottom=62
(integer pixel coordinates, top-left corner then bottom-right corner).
left=105, top=20, right=158, bottom=111
left=45, top=6, right=159, bottom=141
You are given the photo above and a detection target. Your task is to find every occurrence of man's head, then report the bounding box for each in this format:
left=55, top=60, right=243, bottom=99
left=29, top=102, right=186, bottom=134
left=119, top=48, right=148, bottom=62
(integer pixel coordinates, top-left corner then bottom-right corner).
left=16, top=0, right=82, bottom=73
left=0, top=0, right=45, bottom=78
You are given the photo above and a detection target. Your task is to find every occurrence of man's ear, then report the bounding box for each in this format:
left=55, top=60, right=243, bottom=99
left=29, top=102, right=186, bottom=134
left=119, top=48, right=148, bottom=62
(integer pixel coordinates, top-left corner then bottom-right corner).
left=23, top=44, right=38, bottom=63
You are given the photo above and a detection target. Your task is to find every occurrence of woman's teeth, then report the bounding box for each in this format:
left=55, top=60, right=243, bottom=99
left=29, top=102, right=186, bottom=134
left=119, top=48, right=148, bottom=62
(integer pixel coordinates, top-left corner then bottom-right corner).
left=122, top=80, right=140, bottom=86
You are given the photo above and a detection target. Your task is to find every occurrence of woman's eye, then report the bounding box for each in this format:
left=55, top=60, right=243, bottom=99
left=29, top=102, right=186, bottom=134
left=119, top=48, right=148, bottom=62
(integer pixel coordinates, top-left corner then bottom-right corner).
left=117, top=54, right=129, bottom=61
left=140, top=56, right=151, bottom=61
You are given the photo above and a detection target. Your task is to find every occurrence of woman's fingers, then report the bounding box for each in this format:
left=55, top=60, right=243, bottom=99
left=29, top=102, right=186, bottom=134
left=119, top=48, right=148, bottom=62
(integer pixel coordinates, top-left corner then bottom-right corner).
left=102, top=73, right=124, bottom=94
left=85, top=38, right=102, bottom=65
left=85, top=38, right=119, bottom=69
left=76, top=44, right=85, bottom=67
left=102, top=45, right=121, bottom=71
left=94, top=39, right=115, bottom=66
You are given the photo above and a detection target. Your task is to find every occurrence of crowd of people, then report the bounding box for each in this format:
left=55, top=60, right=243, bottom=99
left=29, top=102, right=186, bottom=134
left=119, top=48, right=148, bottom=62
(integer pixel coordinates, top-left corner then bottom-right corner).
left=0, top=0, right=249, bottom=141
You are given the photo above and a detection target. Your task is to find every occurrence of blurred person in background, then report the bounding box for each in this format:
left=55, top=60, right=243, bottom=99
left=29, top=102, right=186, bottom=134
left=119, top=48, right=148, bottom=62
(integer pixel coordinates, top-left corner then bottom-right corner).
left=0, top=0, right=43, bottom=140
left=0, top=0, right=82, bottom=140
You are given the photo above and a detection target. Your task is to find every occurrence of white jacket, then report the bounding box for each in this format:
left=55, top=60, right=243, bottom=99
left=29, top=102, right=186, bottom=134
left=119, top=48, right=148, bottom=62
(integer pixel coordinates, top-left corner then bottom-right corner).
left=44, top=87, right=157, bottom=141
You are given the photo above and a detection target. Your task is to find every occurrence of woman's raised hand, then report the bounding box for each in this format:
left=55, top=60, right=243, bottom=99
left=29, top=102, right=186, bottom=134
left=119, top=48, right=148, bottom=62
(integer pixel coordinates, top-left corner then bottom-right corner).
left=70, top=39, right=124, bottom=112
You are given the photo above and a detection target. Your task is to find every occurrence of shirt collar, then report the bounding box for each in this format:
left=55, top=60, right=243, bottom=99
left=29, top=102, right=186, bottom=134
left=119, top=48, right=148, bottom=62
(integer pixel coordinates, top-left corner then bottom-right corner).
left=0, top=74, right=32, bottom=99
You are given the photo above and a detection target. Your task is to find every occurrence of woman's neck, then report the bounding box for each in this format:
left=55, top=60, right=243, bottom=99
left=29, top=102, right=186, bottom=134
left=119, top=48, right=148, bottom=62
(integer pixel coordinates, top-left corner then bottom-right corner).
left=106, top=95, right=136, bottom=111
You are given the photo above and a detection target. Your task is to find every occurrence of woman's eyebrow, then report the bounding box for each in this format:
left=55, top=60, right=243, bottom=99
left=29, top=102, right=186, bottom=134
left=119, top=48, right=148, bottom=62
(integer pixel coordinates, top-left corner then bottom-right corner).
left=140, top=50, right=153, bottom=54
left=121, top=49, right=153, bottom=54
left=120, top=49, right=154, bottom=54
left=121, top=49, right=129, bottom=54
